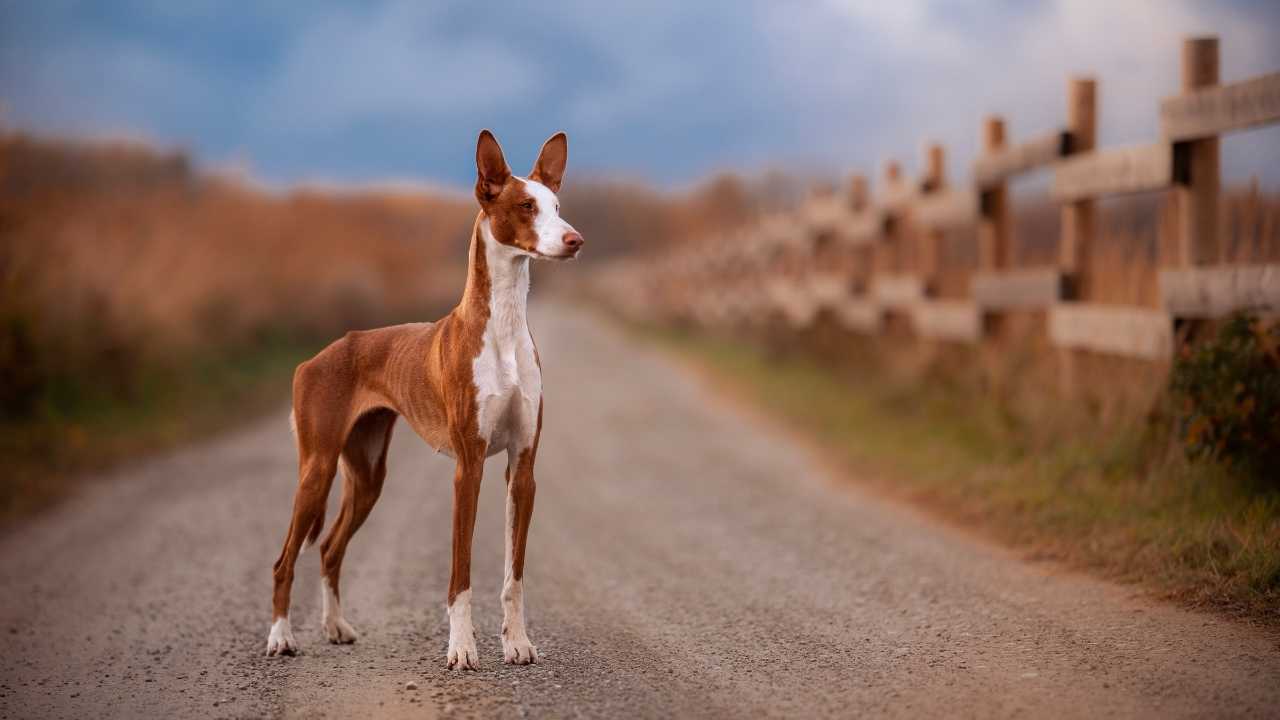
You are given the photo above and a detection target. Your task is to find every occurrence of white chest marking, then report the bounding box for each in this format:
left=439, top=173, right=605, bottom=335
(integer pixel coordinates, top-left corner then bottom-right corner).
left=473, top=220, right=542, bottom=455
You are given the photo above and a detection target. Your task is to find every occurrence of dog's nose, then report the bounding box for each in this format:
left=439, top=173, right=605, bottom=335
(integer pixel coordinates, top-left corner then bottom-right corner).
left=563, top=231, right=584, bottom=250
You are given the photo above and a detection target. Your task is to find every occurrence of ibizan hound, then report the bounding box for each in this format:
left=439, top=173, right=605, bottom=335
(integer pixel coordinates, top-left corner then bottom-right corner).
left=266, top=130, right=583, bottom=670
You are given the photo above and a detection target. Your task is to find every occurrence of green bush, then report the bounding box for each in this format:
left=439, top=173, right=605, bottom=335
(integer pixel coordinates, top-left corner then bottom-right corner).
left=1170, top=314, right=1280, bottom=484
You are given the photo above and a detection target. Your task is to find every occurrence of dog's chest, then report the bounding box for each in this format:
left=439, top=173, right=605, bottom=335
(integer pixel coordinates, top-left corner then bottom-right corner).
left=471, top=321, right=541, bottom=453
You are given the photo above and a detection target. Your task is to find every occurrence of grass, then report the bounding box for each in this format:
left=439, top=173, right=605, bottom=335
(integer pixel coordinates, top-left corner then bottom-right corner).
left=0, top=333, right=321, bottom=526
left=0, top=133, right=473, bottom=528
left=636, top=322, right=1280, bottom=626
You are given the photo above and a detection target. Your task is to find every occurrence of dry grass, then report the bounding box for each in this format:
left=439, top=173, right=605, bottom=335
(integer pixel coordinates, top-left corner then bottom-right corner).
left=0, top=133, right=778, bottom=520
left=887, top=186, right=1280, bottom=305
left=602, top=176, right=1280, bottom=625
left=1, top=134, right=476, bottom=355
left=1017, top=189, right=1280, bottom=306
left=638, top=320, right=1280, bottom=625
left=0, top=133, right=480, bottom=518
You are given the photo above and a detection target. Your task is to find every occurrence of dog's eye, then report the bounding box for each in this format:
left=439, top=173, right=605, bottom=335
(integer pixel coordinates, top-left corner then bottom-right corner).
left=521, top=200, right=535, bottom=211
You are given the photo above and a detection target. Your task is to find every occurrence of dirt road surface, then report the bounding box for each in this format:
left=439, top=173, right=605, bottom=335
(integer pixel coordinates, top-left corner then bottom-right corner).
left=2, top=301, right=1277, bottom=719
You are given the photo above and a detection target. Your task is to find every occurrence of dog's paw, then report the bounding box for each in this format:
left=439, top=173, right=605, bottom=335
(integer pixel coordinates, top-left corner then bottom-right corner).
left=324, top=615, right=359, bottom=644
left=502, top=635, right=539, bottom=665
left=446, top=637, right=480, bottom=671
left=266, top=617, right=300, bottom=657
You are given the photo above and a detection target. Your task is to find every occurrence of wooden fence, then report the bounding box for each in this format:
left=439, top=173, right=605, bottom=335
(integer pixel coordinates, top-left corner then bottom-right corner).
left=596, top=36, right=1280, bottom=365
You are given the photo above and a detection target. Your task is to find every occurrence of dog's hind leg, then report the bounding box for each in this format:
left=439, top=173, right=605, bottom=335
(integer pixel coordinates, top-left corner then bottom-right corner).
left=318, top=408, right=396, bottom=644
left=267, top=359, right=349, bottom=657
left=267, top=445, right=339, bottom=656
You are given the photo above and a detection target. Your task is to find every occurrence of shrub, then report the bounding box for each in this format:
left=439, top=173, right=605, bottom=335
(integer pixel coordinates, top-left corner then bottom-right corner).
left=1170, top=314, right=1280, bottom=484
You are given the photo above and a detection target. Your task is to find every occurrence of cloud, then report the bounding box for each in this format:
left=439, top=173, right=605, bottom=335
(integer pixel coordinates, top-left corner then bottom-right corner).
left=822, top=0, right=971, bottom=62
left=1, top=1, right=1277, bottom=186
left=764, top=0, right=1280, bottom=184
left=252, top=2, right=544, bottom=138
left=0, top=35, right=214, bottom=142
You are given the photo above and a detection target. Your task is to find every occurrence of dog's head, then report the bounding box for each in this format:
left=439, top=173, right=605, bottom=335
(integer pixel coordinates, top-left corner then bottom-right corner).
left=474, top=130, right=584, bottom=261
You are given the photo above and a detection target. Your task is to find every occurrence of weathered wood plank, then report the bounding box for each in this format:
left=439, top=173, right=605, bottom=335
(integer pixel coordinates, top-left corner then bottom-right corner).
left=1161, top=71, right=1280, bottom=141
left=1052, top=143, right=1176, bottom=201
left=1172, top=37, right=1222, bottom=266
left=881, top=182, right=917, bottom=213
left=973, top=130, right=1071, bottom=186
left=692, top=294, right=729, bottom=326
left=911, top=301, right=982, bottom=342
left=1160, top=263, right=1280, bottom=317
left=872, top=275, right=926, bottom=306
left=1048, top=304, right=1173, bottom=360
left=846, top=210, right=884, bottom=243
left=978, top=117, right=1014, bottom=270
left=731, top=290, right=769, bottom=323
left=832, top=298, right=882, bottom=332
left=803, top=195, right=848, bottom=234
left=810, top=275, right=853, bottom=307
left=766, top=280, right=820, bottom=328
left=971, top=268, right=1068, bottom=310
left=914, top=188, right=979, bottom=230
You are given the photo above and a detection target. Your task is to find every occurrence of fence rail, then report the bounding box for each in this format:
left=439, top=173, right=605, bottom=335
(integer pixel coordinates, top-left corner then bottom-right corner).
left=595, top=36, right=1280, bottom=366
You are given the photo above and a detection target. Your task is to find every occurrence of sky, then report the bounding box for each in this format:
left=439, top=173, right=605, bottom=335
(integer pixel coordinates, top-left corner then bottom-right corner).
left=2, top=0, right=1279, bottom=191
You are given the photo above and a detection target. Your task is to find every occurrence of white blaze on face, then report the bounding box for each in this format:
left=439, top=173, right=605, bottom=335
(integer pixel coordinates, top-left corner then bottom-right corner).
left=519, top=177, right=578, bottom=258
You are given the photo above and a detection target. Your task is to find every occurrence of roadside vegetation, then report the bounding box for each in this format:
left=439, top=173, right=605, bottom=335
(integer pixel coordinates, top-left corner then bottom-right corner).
left=0, top=332, right=318, bottom=521
left=0, top=134, right=476, bottom=523
left=637, top=316, right=1280, bottom=625
left=0, top=132, right=791, bottom=524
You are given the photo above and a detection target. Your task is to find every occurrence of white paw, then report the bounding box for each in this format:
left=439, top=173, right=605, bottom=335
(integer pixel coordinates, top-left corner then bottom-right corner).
left=502, top=635, right=539, bottom=665
left=266, top=617, right=299, bottom=657
left=325, top=615, right=359, bottom=644
left=446, top=590, right=479, bottom=670
left=447, top=636, right=480, bottom=670
left=500, top=581, right=536, bottom=665
left=320, top=578, right=358, bottom=644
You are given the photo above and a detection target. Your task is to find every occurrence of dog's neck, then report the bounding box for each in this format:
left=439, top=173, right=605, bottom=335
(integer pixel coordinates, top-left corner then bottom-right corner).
left=459, top=213, right=530, bottom=341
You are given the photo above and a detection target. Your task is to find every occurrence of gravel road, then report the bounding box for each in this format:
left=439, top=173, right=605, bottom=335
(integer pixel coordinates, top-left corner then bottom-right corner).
left=2, top=301, right=1277, bottom=719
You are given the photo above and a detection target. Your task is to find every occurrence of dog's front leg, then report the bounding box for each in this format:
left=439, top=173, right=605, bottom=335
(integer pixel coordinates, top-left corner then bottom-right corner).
left=446, top=446, right=485, bottom=670
left=501, top=445, right=538, bottom=664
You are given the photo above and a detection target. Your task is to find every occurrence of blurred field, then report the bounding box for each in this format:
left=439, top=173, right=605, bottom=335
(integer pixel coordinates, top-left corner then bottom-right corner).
left=3, top=130, right=1276, bottom=617
left=0, top=133, right=783, bottom=521
left=0, top=133, right=482, bottom=517
left=637, top=321, right=1279, bottom=620
left=593, top=179, right=1280, bottom=621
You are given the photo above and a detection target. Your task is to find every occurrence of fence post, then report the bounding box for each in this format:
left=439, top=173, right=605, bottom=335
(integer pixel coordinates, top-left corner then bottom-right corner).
left=1057, top=77, right=1097, bottom=395
left=1174, top=36, right=1221, bottom=266
left=922, top=142, right=946, bottom=281
left=1060, top=77, right=1097, bottom=298
left=848, top=173, right=868, bottom=212
left=978, top=116, right=1011, bottom=270
left=1059, top=77, right=1100, bottom=299
left=879, top=160, right=903, bottom=274
left=923, top=143, right=945, bottom=192
left=847, top=174, right=873, bottom=293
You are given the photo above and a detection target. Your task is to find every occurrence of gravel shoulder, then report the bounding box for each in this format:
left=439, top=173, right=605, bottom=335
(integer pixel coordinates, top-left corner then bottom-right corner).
left=2, top=300, right=1277, bottom=719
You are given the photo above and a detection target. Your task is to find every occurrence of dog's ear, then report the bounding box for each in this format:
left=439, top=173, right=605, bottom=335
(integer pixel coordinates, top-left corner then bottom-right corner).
left=530, top=132, right=568, bottom=193
left=475, top=129, right=511, bottom=203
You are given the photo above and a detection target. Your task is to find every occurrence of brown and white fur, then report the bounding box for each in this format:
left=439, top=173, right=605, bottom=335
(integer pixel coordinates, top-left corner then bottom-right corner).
left=266, top=130, right=583, bottom=669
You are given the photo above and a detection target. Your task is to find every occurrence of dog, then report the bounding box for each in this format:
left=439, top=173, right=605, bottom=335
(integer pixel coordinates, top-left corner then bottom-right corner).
left=266, top=130, right=583, bottom=669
